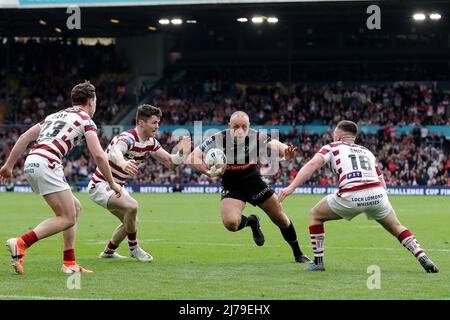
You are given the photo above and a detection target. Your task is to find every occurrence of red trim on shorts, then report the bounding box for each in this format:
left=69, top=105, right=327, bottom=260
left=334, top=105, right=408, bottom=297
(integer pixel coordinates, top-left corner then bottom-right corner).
left=338, top=182, right=382, bottom=194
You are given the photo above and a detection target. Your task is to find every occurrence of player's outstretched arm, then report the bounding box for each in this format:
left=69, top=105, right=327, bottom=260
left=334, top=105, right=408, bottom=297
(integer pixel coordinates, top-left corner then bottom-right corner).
left=110, top=142, right=138, bottom=176
left=268, top=139, right=298, bottom=161
left=152, top=136, right=191, bottom=169
left=85, top=132, right=122, bottom=197
left=187, top=147, right=208, bottom=175
left=278, top=154, right=325, bottom=203
left=0, top=124, right=41, bottom=183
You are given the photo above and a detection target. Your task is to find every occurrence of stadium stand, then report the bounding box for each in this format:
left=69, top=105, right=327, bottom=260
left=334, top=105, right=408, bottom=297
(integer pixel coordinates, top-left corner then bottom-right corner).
left=1, top=125, right=448, bottom=187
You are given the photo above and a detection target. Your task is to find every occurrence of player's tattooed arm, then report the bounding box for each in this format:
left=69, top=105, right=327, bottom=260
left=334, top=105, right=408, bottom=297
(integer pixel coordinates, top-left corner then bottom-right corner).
left=278, top=154, right=325, bottom=202
left=110, top=141, right=138, bottom=175
left=0, top=124, right=41, bottom=183
left=152, top=148, right=177, bottom=169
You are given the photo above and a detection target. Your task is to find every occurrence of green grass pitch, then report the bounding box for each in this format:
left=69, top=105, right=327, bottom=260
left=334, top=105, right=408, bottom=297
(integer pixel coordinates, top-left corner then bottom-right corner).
left=0, top=193, right=449, bottom=300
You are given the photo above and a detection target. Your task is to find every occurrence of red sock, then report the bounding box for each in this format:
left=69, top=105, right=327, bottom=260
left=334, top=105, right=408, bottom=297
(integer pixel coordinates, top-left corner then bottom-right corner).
left=64, top=249, right=76, bottom=262
left=104, top=240, right=118, bottom=253
left=127, top=232, right=138, bottom=249
left=20, top=231, right=38, bottom=248
left=108, top=240, right=118, bottom=250
left=397, top=229, right=425, bottom=259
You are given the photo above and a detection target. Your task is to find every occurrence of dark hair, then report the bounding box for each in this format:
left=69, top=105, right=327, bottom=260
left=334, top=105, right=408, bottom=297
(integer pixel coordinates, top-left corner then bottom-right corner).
left=136, top=104, right=162, bottom=123
left=71, top=81, right=96, bottom=106
left=336, top=120, right=358, bottom=136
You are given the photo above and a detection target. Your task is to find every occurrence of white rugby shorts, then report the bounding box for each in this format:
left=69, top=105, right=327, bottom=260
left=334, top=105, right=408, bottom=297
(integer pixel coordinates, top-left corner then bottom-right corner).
left=88, top=180, right=129, bottom=209
left=24, top=154, right=70, bottom=196
left=327, top=186, right=393, bottom=221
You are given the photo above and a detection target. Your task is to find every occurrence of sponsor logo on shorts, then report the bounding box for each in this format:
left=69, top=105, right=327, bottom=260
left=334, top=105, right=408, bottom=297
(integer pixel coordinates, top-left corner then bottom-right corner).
left=252, top=187, right=271, bottom=200
left=352, top=193, right=384, bottom=207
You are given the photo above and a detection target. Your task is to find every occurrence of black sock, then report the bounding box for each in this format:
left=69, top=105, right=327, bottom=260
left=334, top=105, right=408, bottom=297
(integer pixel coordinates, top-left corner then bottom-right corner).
left=280, top=221, right=303, bottom=257
left=246, top=215, right=257, bottom=227
left=237, top=215, right=249, bottom=231
left=315, top=256, right=323, bottom=265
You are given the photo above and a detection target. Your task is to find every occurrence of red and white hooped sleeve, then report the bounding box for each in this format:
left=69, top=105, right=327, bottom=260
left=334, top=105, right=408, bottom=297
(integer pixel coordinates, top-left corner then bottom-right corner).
left=316, top=144, right=332, bottom=163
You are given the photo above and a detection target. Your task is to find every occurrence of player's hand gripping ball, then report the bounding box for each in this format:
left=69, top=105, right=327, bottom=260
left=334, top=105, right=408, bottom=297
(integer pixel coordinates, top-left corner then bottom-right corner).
left=204, top=148, right=227, bottom=176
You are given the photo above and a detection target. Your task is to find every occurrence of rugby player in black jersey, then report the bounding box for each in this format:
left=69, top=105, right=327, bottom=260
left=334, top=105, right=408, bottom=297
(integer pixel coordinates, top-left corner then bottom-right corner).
left=187, top=111, right=312, bottom=263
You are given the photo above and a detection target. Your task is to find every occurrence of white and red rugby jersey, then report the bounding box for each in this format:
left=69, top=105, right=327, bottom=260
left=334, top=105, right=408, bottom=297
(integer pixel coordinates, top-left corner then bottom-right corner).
left=316, top=142, right=383, bottom=193
left=29, top=107, right=97, bottom=164
left=91, top=128, right=161, bottom=186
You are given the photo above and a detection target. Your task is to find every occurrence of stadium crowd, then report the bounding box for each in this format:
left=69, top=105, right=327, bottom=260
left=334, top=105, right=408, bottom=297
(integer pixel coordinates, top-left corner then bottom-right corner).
left=150, top=80, right=450, bottom=126
left=2, top=41, right=449, bottom=129
left=1, top=41, right=449, bottom=187
left=0, top=39, right=130, bottom=125
left=1, top=126, right=448, bottom=187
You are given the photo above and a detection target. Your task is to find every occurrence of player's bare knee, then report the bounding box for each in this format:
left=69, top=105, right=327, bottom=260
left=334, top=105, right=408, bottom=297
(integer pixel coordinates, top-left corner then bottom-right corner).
left=310, top=209, right=323, bottom=225
left=64, top=214, right=77, bottom=229
left=128, top=200, right=139, bottom=214
left=76, top=202, right=82, bottom=213
left=74, top=209, right=80, bottom=222
left=223, top=218, right=239, bottom=231
left=74, top=201, right=81, bottom=219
